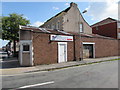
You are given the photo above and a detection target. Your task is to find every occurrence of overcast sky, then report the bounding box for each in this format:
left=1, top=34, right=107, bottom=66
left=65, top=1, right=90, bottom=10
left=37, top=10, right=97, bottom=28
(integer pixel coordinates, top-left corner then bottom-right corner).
left=1, top=0, right=119, bottom=47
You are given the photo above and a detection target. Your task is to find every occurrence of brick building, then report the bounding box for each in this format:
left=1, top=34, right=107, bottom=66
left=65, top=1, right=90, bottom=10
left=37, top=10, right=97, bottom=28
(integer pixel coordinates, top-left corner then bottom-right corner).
left=19, top=2, right=119, bottom=66
left=91, top=17, right=120, bottom=39
left=19, top=26, right=76, bottom=66
left=19, top=26, right=118, bottom=66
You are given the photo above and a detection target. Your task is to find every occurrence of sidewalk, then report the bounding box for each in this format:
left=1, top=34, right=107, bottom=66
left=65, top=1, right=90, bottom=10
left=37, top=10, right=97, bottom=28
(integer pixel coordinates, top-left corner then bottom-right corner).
left=1, top=56, right=119, bottom=76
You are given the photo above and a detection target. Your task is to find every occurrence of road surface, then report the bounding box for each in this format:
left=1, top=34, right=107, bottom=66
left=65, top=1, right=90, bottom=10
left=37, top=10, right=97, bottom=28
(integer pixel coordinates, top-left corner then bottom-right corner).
left=2, top=60, right=118, bottom=89
left=0, top=50, right=19, bottom=69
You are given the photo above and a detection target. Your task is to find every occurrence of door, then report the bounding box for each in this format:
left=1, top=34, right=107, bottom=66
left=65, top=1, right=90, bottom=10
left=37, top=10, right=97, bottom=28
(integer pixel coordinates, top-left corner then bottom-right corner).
left=22, top=44, right=31, bottom=66
left=83, top=44, right=93, bottom=58
left=19, top=40, right=33, bottom=66
left=58, top=42, right=67, bottom=63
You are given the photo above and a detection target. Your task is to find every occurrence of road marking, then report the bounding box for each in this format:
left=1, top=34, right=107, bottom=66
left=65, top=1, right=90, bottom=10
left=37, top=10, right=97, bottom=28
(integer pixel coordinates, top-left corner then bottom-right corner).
left=17, top=81, right=54, bottom=89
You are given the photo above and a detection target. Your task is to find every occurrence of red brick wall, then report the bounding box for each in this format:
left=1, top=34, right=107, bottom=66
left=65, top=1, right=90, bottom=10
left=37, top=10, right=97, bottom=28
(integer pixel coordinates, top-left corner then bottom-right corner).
left=33, top=33, right=57, bottom=65
left=67, top=41, right=74, bottom=62
left=92, top=22, right=117, bottom=39
left=74, top=35, right=81, bottom=60
left=32, top=32, right=118, bottom=65
left=82, top=37, right=118, bottom=58
left=32, top=32, right=75, bottom=65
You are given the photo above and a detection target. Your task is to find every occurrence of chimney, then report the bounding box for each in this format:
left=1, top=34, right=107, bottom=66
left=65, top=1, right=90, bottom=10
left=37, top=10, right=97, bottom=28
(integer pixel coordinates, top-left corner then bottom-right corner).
left=70, top=2, right=77, bottom=7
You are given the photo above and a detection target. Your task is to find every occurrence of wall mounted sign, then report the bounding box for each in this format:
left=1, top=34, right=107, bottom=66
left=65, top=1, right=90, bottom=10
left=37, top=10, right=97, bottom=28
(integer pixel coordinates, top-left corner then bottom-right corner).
left=50, top=35, right=73, bottom=41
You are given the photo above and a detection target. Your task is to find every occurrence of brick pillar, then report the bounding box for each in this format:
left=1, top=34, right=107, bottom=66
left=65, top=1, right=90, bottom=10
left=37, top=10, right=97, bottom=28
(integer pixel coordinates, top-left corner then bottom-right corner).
left=73, top=35, right=81, bottom=61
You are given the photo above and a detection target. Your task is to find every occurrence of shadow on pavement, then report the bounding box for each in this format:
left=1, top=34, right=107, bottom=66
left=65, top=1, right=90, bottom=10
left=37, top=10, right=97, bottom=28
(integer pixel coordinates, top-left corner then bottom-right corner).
left=1, top=57, right=20, bottom=69
left=0, top=50, right=21, bottom=69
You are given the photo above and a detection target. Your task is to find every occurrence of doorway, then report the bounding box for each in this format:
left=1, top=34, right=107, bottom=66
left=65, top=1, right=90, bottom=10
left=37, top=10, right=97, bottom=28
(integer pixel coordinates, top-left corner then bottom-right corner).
left=83, top=42, right=95, bottom=59
left=19, top=40, right=33, bottom=66
left=58, top=42, right=67, bottom=63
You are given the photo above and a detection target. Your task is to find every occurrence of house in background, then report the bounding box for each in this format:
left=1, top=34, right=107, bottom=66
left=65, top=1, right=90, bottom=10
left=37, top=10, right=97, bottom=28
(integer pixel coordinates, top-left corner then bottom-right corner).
left=91, top=17, right=120, bottom=39
left=40, top=2, right=92, bottom=34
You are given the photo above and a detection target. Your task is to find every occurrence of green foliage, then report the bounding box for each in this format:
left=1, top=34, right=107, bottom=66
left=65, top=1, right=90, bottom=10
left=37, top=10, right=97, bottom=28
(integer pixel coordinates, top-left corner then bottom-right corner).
left=2, top=13, right=30, bottom=41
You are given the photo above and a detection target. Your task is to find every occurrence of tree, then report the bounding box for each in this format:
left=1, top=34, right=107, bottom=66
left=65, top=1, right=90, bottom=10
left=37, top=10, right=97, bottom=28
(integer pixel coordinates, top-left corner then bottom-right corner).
left=1, top=13, right=30, bottom=56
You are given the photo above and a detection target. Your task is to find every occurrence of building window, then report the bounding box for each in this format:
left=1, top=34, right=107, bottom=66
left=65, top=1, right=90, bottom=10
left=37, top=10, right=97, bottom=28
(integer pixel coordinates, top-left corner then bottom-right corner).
left=55, top=24, right=56, bottom=29
left=52, top=24, right=55, bottom=29
left=96, top=26, right=98, bottom=30
left=58, top=22, right=60, bottom=29
left=47, top=25, right=49, bottom=28
left=50, top=24, right=52, bottom=29
left=56, top=21, right=60, bottom=29
left=80, top=23, right=83, bottom=32
left=56, top=22, right=58, bottom=29
left=23, top=45, right=30, bottom=51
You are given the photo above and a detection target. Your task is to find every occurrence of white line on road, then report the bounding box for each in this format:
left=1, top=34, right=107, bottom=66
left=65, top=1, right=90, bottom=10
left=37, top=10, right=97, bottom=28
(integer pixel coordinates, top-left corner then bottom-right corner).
left=17, top=81, right=54, bottom=89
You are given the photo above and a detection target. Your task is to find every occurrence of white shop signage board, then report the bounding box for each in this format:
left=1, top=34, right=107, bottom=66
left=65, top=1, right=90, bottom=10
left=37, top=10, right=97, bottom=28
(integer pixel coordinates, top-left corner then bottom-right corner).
left=50, top=35, right=73, bottom=41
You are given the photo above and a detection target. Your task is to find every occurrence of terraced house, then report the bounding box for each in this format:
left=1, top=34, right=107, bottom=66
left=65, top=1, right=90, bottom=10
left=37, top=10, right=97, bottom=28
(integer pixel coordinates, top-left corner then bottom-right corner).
left=19, top=2, right=119, bottom=66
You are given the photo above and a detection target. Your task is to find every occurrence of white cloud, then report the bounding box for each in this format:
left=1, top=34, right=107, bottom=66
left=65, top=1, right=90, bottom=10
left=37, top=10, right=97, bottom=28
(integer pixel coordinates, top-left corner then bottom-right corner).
left=65, top=3, right=69, bottom=6
left=85, top=5, right=91, bottom=11
left=32, top=21, right=44, bottom=27
left=52, top=7, right=59, bottom=10
left=85, top=0, right=119, bottom=22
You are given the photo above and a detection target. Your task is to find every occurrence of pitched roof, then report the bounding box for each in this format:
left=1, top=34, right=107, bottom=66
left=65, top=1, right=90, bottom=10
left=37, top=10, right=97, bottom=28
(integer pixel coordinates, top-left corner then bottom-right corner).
left=20, top=26, right=115, bottom=40
left=91, top=17, right=117, bottom=27
left=20, top=26, right=72, bottom=35
left=40, top=7, right=70, bottom=27
left=81, top=33, right=115, bottom=39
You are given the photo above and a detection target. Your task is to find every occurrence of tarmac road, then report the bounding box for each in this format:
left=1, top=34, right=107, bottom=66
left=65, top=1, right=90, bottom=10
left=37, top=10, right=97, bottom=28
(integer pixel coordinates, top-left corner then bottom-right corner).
left=0, top=50, right=19, bottom=69
left=2, top=60, right=118, bottom=89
